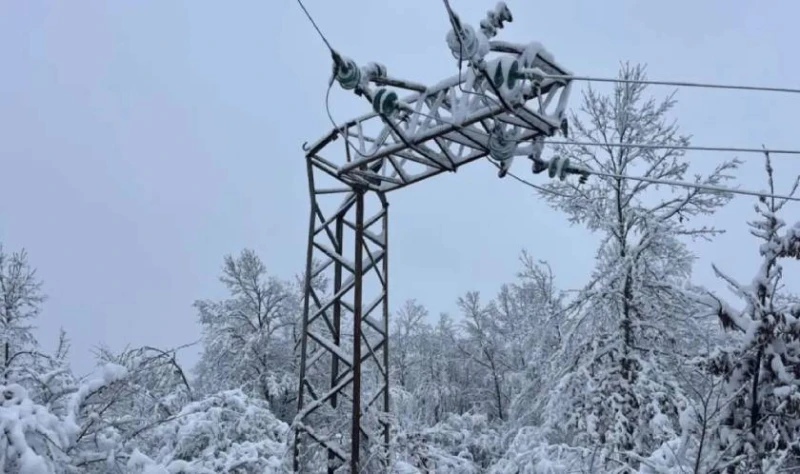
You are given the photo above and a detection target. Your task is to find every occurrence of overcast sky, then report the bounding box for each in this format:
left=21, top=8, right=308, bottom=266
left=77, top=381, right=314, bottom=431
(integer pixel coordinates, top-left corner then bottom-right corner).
left=2, top=0, right=798, bottom=376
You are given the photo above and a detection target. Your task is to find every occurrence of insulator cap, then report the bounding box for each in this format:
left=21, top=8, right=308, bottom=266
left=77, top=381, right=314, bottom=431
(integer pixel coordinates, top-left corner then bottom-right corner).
left=547, top=156, right=572, bottom=181
left=489, top=58, right=523, bottom=91
left=334, top=56, right=361, bottom=90
left=531, top=157, right=547, bottom=174
left=480, top=2, right=513, bottom=38
left=446, top=24, right=480, bottom=62
left=372, top=88, right=400, bottom=116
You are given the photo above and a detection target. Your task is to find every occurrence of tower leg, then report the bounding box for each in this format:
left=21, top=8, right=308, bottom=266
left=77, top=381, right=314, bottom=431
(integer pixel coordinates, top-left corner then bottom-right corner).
left=381, top=194, right=391, bottom=464
left=350, top=190, right=364, bottom=474
left=294, top=158, right=391, bottom=473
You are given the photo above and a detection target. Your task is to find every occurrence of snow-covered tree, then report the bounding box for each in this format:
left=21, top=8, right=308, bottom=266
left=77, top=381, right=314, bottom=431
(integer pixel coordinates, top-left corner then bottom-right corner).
left=391, top=300, right=428, bottom=391
left=193, top=249, right=299, bottom=421
left=502, top=254, right=565, bottom=429
left=530, top=62, right=738, bottom=469
left=456, top=292, right=511, bottom=422
left=691, top=152, right=800, bottom=472
left=392, top=311, right=477, bottom=426
left=0, top=245, right=46, bottom=385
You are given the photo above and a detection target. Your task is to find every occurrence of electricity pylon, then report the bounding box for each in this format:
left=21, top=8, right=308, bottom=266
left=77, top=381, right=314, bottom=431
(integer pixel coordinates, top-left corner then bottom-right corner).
left=293, top=3, right=578, bottom=472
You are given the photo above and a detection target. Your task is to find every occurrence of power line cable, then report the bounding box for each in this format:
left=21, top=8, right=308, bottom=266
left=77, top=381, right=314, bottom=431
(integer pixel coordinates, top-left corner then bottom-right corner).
left=410, top=108, right=800, bottom=157
left=489, top=150, right=800, bottom=202
left=293, top=0, right=387, bottom=161
left=409, top=110, right=800, bottom=202
left=295, top=0, right=334, bottom=52
left=486, top=161, right=574, bottom=198
left=544, top=139, right=800, bottom=156
left=542, top=74, right=800, bottom=95
left=586, top=170, right=800, bottom=202
left=299, top=1, right=800, bottom=202
left=295, top=0, right=420, bottom=164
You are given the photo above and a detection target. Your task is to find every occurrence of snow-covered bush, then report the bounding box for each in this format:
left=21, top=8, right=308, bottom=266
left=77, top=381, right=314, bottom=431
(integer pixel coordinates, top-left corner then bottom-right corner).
left=393, top=412, right=502, bottom=473
left=489, top=427, right=603, bottom=474
left=128, top=389, right=290, bottom=473
left=0, top=384, right=68, bottom=474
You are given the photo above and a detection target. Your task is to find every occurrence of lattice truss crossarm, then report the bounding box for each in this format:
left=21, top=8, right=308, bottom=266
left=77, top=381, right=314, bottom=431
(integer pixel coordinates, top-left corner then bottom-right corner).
left=304, top=39, right=574, bottom=193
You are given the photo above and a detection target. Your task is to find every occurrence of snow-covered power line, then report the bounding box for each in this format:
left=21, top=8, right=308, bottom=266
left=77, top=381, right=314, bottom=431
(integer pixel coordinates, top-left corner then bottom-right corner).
left=587, top=169, right=800, bottom=202
left=412, top=108, right=800, bottom=157
left=493, top=153, right=800, bottom=202
left=407, top=109, right=800, bottom=201
left=539, top=140, right=800, bottom=157
left=538, top=74, right=800, bottom=95
left=523, top=158, right=800, bottom=202
left=295, top=0, right=335, bottom=52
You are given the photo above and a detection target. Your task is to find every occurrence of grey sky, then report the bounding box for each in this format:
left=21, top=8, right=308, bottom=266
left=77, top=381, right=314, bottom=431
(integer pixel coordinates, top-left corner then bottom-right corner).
left=2, top=0, right=798, bottom=376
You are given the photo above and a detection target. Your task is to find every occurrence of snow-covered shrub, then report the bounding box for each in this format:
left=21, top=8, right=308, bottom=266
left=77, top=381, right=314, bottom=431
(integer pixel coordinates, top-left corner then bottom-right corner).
left=393, top=412, right=502, bottom=473
left=131, top=389, right=289, bottom=473
left=0, top=384, right=68, bottom=474
left=489, top=427, right=601, bottom=474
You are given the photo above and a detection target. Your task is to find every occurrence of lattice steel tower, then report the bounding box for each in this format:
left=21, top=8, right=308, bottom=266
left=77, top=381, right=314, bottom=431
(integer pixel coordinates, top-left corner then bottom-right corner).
left=293, top=3, right=580, bottom=472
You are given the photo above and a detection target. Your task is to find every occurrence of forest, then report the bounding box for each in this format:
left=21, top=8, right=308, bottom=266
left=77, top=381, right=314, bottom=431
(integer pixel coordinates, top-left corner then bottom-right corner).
left=2, top=64, right=799, bottom=473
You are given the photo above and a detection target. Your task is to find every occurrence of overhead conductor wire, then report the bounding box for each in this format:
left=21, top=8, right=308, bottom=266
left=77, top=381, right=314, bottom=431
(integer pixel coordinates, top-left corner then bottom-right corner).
left=295, top=0, right=334, bottom=52
left=295, top=0, right=376, bottom=161
left=298, top=0, right=800, bottom=202
left=542, top=74, right=800, bottom=95
left=435, top=1, right=800, bottom=202
left=408, top=108, right=800, bottom=202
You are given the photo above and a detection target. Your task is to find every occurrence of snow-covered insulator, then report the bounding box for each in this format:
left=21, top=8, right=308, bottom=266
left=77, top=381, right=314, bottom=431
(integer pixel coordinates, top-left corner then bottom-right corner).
left=488, top=127, right=517, bottom=163
left=479, top=18, right=498, bottom=38
left=333, top=55, right=361, bottom=90
left=489, top=57, right=523, bottom=92
left=363, top=62, right=387, bottom=81
left=480, top=2, right=513, bottom=38
left=529, top=139, right=547, bottom=174
left=446, top=24, right=480, bottom=62
left=531, top=156, right=548, bottom=174
left=548, top=156, right=570, bottom=181
left=372, top=87, right=400, bottom=116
